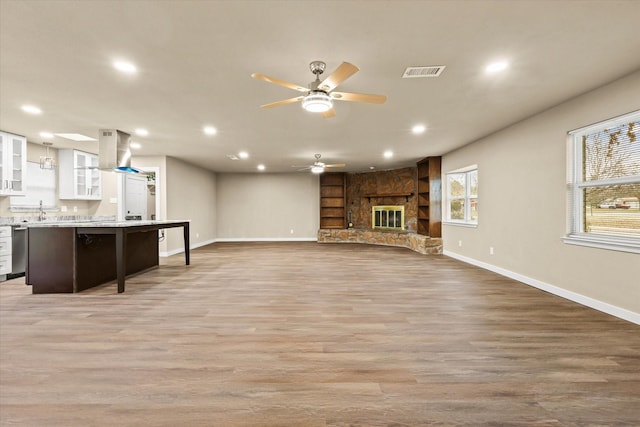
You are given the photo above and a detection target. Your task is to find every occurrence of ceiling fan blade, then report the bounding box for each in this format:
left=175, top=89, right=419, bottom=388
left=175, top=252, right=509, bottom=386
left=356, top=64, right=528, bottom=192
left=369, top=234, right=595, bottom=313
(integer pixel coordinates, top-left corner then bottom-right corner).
left=251, top=73, right=308, bottom=93
left=325, top=163, right=346, bottom=168
left=260, top=96, right=304, bottom=109
left=331, top=91, right=387, bottom=104
left=318, top=62, right=359, bottom=92
left=321, top=108, right=336, bottom=119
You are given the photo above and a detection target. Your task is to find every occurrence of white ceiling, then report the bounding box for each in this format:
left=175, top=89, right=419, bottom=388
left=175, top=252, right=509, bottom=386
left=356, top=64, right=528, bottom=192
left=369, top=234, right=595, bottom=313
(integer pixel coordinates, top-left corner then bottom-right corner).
left=1, top=0, right=640, bottom=173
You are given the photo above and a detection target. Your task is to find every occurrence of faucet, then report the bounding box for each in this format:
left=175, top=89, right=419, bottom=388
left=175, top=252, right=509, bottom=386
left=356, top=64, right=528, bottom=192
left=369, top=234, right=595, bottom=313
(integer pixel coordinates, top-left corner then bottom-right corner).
left=38, top=200, right=46, bottom=222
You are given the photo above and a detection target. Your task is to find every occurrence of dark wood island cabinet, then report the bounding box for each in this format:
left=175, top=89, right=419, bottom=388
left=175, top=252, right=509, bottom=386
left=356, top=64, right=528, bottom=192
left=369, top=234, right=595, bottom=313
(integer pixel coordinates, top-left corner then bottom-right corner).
left=26, top=220, right=190, bottom=294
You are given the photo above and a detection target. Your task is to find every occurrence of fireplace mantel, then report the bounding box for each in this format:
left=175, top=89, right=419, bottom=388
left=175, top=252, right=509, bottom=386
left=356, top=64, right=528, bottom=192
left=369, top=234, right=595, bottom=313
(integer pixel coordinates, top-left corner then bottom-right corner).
left=362, top=192, right=413, bottom=202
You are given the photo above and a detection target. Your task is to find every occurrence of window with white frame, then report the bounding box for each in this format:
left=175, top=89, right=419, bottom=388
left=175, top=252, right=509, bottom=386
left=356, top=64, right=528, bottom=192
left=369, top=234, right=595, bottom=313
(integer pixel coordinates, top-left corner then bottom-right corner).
left=445, top=166, right=478, bottom=225
left=564, top=110, right=640, bottom=254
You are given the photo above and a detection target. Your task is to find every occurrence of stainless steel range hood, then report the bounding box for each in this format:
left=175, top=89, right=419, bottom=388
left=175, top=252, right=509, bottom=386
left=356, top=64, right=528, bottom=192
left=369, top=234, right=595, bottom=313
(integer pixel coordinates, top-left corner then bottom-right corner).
left=98, top=129, right=139, bottom=173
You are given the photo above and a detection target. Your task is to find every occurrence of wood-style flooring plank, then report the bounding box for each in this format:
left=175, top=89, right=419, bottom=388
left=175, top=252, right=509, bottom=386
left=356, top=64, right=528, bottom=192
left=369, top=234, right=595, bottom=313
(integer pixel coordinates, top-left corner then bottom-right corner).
left=1, top=242, right=639, bottom=426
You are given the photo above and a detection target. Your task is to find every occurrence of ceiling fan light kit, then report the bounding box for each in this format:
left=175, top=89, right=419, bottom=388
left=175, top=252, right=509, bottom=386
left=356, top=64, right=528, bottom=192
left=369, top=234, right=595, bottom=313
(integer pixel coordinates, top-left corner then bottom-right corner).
left=293, top=154, right=346, bottom=174
left=252, top=60, right=386, bottom=118
left=302, top=91, right=333, bottom=113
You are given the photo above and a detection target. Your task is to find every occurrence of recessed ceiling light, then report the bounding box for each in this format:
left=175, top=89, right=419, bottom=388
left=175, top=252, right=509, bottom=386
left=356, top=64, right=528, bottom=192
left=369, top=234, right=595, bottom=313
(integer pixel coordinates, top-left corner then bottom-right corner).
left=384, top=150, right=393, bottom=159
left=135, top=128, right=148, bottom=137
left=130, top=142, right=142, bottom=149
left=412, top=124, right=426, bottom=134
left=114, top=60, right=137, bottom=74
left=21, top=105, right=42, bottom=115
left=257, top=164, right=265, bottom=171
left=238, top=151, right=249, bottom=159
left=54, top=133, right=96, bottom=141
left=486, top=60, right=509, bottom=74
left=39, top=131, right=54, bottom=139
left=203, top=126, right=217, bottom=135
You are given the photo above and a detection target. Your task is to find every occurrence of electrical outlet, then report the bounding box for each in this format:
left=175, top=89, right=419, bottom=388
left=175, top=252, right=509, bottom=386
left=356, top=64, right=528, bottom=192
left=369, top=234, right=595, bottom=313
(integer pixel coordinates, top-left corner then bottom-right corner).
left=73, top=206, right=78, bottom=213
left=290, top=229, right=294, bottom=234
left=109, top=197, right=117, bottom=204
left=489, top=247, right=494, bottom=255
left=60, top=206, right=67, bottom=212
left=196, top=233, right=199, bottom=238
left=458, top=240, right=462, bottom=247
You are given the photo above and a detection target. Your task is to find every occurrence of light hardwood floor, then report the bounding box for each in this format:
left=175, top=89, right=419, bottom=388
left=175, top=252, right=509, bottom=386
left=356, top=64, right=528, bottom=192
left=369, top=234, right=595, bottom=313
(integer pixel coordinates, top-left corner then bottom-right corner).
left=1, top=242, right=639, bottom=426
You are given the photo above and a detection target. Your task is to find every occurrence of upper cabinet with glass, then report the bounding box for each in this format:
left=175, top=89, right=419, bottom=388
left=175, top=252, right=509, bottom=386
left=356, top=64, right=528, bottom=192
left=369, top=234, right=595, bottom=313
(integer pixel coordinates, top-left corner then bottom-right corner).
left=58, top=149, right=102, bottom=200
left=0, top=131, right=27, bottom=196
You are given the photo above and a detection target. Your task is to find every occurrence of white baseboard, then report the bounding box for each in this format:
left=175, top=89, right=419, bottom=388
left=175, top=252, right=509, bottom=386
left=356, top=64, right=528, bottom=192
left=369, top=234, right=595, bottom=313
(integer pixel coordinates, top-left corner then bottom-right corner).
left=214, top=237, right=318, bottom=243
left=443, top=249, right=640, bottom=325
left=159, top=237, right=317, bottom=257
left=159, top=238, right=216, bottom=257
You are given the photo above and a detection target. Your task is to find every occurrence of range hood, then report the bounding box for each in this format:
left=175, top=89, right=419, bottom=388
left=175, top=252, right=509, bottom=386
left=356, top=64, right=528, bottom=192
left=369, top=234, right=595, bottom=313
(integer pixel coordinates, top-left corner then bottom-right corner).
left=98, top=129, right=139, bottom=173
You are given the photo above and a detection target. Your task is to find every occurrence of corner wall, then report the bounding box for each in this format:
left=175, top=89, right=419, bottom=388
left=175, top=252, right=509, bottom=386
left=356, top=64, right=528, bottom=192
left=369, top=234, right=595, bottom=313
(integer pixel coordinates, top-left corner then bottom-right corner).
left=164, top=156, right=217, bottom=254
left=441, top=70, right=640, bottom=323
left=216, top=173, right=319, bottom=240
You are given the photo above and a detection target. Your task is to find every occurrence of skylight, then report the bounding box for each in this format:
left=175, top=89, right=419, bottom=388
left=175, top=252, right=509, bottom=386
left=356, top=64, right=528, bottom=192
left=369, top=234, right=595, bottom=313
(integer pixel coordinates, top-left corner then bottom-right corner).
left=54, top=133, right=96, bottom=141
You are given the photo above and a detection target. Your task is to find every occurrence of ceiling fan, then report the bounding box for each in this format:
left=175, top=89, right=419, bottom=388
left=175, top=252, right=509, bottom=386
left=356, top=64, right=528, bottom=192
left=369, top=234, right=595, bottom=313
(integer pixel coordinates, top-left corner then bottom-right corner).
left=293, top=154, right=345, bottom=174
left=251, top=61, right=386, bottom=118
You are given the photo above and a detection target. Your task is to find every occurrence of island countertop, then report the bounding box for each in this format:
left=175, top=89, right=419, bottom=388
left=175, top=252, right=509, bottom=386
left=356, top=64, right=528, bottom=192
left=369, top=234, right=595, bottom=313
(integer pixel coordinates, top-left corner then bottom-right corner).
left=24, top=219, right=190, bottom=228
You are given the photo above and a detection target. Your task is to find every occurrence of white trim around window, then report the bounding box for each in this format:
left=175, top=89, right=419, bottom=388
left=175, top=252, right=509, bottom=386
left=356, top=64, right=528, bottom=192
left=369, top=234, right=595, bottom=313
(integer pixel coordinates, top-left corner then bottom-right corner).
left=564, top=110, right=640, bottom=254
left=444, top=165, right=478, bottom=227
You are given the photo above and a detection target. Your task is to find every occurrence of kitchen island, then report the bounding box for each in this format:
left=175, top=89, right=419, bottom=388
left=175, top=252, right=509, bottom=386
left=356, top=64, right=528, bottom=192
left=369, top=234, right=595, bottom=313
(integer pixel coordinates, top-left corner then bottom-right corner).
left=26, top=220, right=190, bottom=294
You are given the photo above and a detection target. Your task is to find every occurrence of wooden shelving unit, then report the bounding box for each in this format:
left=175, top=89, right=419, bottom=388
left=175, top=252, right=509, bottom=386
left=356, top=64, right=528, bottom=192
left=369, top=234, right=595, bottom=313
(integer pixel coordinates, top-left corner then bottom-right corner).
left=319, top=172, right=346, bottom=229
left=416, top=156, right=442, bottom=237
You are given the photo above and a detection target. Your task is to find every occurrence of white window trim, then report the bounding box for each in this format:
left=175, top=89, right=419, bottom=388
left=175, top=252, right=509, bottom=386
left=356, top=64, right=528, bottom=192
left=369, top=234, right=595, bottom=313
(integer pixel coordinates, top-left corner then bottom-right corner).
left=564, top=110, right=640, bottom=254
left=444, top=165, right=478, bottom=227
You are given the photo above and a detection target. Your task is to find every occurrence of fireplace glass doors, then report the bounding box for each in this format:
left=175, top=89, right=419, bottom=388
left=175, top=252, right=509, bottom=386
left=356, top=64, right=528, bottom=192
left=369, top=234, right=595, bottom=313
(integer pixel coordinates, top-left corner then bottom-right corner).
left=372, top=205, right=404, bottom=230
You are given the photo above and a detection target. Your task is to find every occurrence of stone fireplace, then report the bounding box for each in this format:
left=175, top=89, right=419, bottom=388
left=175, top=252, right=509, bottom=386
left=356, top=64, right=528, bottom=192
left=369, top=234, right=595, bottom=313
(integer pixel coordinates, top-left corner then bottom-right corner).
left=346, top=167, right=417, bottom=231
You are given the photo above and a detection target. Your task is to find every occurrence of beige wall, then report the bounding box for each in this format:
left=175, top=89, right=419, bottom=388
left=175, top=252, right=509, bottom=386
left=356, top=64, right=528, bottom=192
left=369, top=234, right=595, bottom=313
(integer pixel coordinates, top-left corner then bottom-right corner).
left=442, top=70, right=640, bottom=318
left=164, top=156, right=217, bottom=254
left=216, top=173, right=319, bottom=240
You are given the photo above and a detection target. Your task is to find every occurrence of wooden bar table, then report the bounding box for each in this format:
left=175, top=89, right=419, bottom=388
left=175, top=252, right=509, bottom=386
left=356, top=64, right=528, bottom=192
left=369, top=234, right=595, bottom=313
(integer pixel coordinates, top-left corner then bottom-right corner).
left=26, top=220, right=190, bottom=294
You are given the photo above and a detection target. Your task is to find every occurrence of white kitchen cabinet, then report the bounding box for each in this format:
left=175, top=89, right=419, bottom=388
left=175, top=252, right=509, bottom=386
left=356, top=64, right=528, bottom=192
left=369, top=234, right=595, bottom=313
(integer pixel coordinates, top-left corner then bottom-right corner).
left=0, top=226, right=11, bottom=276
left=59, top=149, right=102, bottom=200
left=0, top=131, right=27, bottom=196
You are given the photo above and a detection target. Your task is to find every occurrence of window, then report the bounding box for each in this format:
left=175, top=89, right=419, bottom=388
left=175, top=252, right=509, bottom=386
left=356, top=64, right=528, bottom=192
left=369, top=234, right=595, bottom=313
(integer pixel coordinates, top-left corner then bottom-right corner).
left=445, top=166, right=478, bottom=226
left=10, top=161, right=56, bottom=210
left=564, top=110, right=640, bottom=253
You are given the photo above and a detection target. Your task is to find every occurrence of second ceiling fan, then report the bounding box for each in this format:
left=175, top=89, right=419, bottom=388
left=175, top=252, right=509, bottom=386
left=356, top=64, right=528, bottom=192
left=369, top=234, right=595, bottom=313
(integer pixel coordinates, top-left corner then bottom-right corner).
left=251, top=61, right=386, bottom=118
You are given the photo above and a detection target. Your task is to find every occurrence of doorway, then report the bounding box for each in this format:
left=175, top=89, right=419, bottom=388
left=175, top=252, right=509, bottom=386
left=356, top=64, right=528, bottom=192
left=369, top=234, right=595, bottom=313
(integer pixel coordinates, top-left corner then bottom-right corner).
left=117, top=167, right=161, bottom=221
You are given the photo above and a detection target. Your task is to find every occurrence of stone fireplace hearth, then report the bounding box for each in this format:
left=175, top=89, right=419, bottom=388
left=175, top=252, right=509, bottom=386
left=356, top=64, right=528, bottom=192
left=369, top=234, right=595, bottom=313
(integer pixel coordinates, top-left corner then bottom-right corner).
left=317, top=228, right=442, bottom=255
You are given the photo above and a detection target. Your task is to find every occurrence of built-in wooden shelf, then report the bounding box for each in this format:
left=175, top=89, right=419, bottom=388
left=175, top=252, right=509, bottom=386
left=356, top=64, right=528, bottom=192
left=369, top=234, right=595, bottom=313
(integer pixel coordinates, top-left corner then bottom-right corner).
left=362, top=192, right=413, bottom=203
left=416, top=156, right=441, bottom=237
left=319, top=173, right=346, bottom=229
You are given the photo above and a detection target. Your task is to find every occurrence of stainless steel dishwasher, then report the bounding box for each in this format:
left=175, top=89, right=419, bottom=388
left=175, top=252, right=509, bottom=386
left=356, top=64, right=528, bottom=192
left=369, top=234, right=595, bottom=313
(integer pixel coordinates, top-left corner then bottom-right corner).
left=9, top=225, right=27, bottom=279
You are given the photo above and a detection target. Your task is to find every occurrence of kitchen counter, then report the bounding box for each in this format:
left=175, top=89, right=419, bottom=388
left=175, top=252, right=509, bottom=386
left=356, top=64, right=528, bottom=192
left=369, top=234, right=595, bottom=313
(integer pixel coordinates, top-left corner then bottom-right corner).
left=26, top=220, right=190, bottom=294
left=26, top=219, right=187, bottom=228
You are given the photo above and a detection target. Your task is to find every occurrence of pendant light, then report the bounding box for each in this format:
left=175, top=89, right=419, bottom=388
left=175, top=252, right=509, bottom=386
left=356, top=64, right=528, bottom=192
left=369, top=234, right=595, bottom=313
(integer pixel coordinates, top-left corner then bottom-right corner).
left=39, top=142, right=55, bottom=169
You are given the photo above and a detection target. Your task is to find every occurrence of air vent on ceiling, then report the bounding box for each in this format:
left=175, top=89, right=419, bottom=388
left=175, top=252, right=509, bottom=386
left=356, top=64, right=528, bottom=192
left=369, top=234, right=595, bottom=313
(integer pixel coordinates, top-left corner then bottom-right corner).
left=402, top=66, right=446, bottom=78
left=226, top=154, right=239, bottom=160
